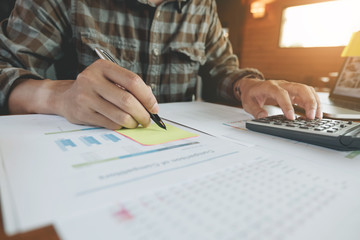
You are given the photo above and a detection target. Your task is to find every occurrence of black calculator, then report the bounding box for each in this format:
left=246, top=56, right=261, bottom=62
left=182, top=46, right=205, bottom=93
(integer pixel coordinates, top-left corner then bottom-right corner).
left=246, top=115, right=360, bottom=151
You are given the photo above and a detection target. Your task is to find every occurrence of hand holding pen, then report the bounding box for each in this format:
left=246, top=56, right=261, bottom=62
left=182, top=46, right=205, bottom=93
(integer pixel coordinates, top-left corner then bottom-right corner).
left=94, top=47, right=166, bottom=130
left=52, top=46, right=161, bottom=130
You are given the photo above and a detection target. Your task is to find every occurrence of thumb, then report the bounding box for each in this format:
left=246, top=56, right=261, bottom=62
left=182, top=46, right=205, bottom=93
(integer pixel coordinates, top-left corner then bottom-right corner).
left=244, top=103, right=268, bottom=119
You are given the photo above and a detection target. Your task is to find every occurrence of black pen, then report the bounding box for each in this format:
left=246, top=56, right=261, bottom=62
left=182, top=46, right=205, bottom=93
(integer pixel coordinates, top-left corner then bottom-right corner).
left=94, top=47, right=167, bottom=130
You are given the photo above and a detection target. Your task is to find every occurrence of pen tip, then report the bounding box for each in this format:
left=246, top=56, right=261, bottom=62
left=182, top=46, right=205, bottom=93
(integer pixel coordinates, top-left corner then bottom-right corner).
left=160, top=121, right=167, bottom=130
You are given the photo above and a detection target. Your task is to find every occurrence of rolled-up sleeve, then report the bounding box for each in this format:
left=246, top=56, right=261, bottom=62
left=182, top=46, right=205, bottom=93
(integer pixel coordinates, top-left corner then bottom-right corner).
left=0, top=0, right=71, bottom=113
left=200, top=0, right=264, bottom=103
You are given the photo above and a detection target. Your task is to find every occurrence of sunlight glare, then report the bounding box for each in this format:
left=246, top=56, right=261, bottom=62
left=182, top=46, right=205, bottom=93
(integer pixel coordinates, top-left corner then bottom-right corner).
left=280, top=0, right=360, bottom=48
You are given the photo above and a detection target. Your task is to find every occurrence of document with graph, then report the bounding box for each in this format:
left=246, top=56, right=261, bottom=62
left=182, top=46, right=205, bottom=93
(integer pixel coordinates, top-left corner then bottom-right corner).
left=55, top=152, right=360, bottom=240
left=0, top=113, right=258, bottom=234
left=2, top=103, right=360, bottom=238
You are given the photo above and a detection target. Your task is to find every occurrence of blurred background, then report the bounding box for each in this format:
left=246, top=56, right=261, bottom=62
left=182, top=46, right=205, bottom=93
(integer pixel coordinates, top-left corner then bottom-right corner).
left=216, top=0, right=360, bottom=91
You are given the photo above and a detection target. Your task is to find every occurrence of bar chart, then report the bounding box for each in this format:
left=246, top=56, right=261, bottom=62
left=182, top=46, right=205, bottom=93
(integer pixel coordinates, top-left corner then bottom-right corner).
left=55, top=133, right=122, bottom=151
left=102, top=134, right=121, bottom=143
left=55, top=139, right=77, bottom=151
left=80, top=136, right=101, bottom=146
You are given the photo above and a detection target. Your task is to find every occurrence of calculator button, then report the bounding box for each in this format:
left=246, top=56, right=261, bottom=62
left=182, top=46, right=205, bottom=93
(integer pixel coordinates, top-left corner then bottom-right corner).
left=254, top=119, right=271, bottom=123
left=246, top=114, right=360, bottom=150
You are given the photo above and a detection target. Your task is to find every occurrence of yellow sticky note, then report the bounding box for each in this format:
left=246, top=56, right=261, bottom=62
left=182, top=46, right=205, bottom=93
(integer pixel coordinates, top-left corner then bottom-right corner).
left=115, top=123, right=198, bottom=145
left=342, top=31, right=360, bottom=57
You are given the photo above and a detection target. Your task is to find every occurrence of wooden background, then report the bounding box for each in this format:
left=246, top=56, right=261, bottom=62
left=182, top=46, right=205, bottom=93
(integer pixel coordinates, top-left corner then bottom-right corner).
left=1, top=0, right=345, bottom=89
left=216, top=0, right=345, bottom=89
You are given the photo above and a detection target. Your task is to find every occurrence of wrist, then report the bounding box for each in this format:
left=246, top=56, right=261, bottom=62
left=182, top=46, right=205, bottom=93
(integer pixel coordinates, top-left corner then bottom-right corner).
left=8, top=79, right=73, bottom=115
left=45, top=80, right=74, bottom=116
left=233, top=75, right=264, bottom=102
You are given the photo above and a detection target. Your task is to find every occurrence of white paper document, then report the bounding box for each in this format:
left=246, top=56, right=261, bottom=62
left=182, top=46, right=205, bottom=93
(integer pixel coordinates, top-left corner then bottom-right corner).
left=160, top=102, right=360, bottom=170
left=1, top=102, right=360, bottom=239
left=0, top=113, right=258, bottom=234
left=55, top=153, right=360, bottom=240
left=0, top=153, right=19, bottom=235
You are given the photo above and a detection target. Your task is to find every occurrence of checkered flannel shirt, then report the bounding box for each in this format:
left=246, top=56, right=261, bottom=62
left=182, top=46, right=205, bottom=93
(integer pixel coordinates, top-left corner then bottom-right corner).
left=0, top=0, right=264, bottom=113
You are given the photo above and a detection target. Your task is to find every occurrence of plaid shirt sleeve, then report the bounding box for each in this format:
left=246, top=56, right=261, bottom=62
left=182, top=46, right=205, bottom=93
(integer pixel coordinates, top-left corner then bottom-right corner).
left=0, top=0, right=71, bottom=113
left=200, top=0, right=264, bottom=103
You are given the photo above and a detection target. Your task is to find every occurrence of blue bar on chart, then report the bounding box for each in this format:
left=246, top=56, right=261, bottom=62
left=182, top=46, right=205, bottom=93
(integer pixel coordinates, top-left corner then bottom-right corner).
left=102, top=133, right=121, bottom=143
left=80, top=136, right=101, bottom=146
left=56, top=139, right=77, bottom=151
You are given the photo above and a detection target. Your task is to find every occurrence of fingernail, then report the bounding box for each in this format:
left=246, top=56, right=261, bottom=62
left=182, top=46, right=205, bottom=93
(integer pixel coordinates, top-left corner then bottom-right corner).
left=150, top=102, right=159, bottom=113
left=257, top=112, right=267, bottom=119
left=317, top=111, right=323, bottom=119
left=287, top=110, right=295, bottom=120
left=308, top=109, right=316, bottom=119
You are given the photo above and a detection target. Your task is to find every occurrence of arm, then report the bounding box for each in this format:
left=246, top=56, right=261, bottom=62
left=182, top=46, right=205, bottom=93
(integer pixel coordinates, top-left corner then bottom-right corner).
left=8, top=60, right=159, bottom=129
left=200, top=1, right=321, bottom=120
left=0, top=0, right=71, bottom=114
left=1, top=0, right=158, bottom=129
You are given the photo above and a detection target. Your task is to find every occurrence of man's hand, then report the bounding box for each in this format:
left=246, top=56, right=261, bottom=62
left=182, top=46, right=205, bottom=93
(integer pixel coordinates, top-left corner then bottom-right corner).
left=8, top=59, right=159, bottom=129
left=234, top=77, right=322, bottom=120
